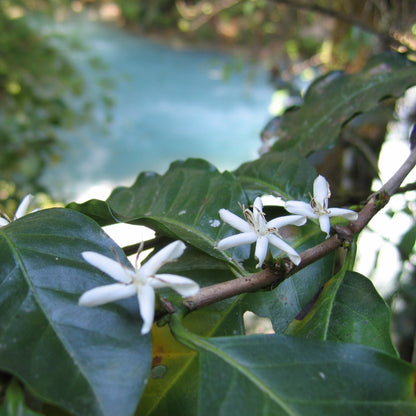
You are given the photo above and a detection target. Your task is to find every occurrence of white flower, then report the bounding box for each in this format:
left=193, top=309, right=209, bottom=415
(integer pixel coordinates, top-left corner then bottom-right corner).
left=0, top=194, right=34, bottom=227
left=285, top=175, right=358, bottom=238
left=215, top=197, right=306, bottom=267
left=79, top=240, right=200, bottom=335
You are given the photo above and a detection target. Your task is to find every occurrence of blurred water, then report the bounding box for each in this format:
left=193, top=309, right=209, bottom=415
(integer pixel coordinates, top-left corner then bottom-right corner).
left=39, top=16, right=273, bottom=202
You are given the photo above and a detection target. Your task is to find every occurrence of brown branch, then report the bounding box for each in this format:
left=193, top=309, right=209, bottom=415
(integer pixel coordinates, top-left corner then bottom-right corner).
left=183, top=147, right=416, bottom=312
left=397, top=182, right=416, bottom=194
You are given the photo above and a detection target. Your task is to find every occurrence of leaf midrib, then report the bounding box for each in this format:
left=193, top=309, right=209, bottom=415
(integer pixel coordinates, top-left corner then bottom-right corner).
left=191, top=335, right=299, bottom=416
left=141, top=294, right=244, bottom=416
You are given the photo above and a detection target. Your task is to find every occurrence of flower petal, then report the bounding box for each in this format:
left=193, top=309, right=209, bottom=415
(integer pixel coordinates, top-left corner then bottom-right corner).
left=14, top=194, right=33, bottom=220
left=255, top=235, right=269, bottom=267
left=219, top=209, right=251, bottom=233
left=0, top=218, right=9, bottom=227
left=152, top=274, right=200, bottom=297
left=252, top=197, right=264, bottom=223
left=78, top=283, right=136, bottom=307
left=82, top=251, right=131, bottom=284
left=268, top=214, right=307, bottom=229
left=140, top=240, right=186, bottom=277
left=253, top=197, right=263, bottom=212
left=138, top=284, right=155, bottom=335
left=215, top=232, right=257, bottom=250
left=328, top=208, right=358, bottom=220
left=268, top=234, right=301, bottom=265
left=313, top=175, right=330, bottom=207
left=319, top=215, right=331, bottom=238
left=284, top=201, right=316, bottom=218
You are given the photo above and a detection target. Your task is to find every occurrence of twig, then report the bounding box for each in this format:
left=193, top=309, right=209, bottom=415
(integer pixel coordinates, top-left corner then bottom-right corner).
left=183, top=147, right=416, bottom=312
left=397, top=182, right=416, bottom=194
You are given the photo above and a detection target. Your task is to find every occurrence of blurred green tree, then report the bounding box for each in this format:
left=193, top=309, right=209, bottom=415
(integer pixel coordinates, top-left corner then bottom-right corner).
left=0, top=1, right=109, bottom=214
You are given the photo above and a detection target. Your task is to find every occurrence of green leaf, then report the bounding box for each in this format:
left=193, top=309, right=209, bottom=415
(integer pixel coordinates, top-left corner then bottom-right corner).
left=137, top=325, right=199, bottom=416
left=270, top=52, right=416, bottom=156
left=107, top=158, right=249, bottom=270
left=235, top=151, right=317, bottom=201
left=191, top=333, right=416, bottom=416
left=66, top=199, right=116, bottom=226
left=286, top=270, right=397, bottom=356
left=398, top=225, right=416, bottom=261
left=0, top=379, right=43, bottom=416
left=0, top=209, right=151, bottom=416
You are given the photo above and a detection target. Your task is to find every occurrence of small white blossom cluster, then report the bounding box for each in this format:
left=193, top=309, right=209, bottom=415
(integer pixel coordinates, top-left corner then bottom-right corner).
left=4, top=176, right=357, bottom=336
left=216, top=197, right=306, bottom=267
left=215, top=175, right=358, bottom=268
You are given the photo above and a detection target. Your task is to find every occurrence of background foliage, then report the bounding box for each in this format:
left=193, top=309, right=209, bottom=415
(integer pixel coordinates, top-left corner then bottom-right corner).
left=0, top=0, right=111, bottom=213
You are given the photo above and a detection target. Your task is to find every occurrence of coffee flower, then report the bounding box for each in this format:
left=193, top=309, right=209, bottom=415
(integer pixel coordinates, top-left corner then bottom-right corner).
left=0, top=194, right=34, bottom=227
left=285, top=175, right=358, bottom=238
left=216, top=197, right=306, bottom=267
left=79, top=240, right=199, bottom=335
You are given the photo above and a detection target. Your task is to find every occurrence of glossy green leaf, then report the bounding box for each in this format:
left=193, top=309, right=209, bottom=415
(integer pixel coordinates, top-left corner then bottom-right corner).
left=107, top=158, right=249, bottom=270
left=269, top=52, right=416, bottom=155
left=137, top=325, right=198, bottom=416
left=235, top=151, right=317, bottom=201
left=0, top=209, right=151, bottom=416
left=0, top=379, right=43, bottom=416
left=191, top=334, right=416, bottom=416
left=286, top=270, right=397, bottom=355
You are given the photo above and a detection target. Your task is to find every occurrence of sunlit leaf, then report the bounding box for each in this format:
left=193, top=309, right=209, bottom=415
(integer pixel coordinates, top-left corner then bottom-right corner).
left=269, top=52, right=416, bottom=155
left=107, top=158, right=249, bottom=269
left=0, top=209, right=151, bottom=416
left=235, top=151, right=317, bottom=201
